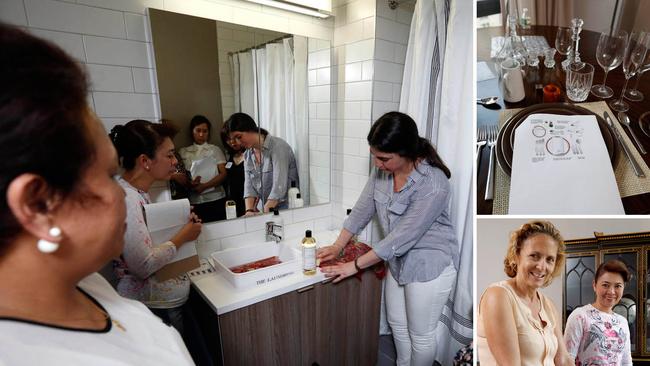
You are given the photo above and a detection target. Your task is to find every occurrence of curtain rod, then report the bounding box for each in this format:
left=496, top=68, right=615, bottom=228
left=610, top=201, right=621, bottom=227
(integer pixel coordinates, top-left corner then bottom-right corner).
left=227, top=34, right=293, bottom=55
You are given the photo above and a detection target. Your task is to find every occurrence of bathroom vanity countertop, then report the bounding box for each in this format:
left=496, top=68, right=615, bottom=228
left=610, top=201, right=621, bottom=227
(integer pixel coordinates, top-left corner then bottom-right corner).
left=190, top=230, right=340, bottom=315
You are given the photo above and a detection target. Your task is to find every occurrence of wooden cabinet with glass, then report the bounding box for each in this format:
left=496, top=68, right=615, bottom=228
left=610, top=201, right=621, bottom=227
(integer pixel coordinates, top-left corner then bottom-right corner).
left=564, top=231, right=650, bottom=362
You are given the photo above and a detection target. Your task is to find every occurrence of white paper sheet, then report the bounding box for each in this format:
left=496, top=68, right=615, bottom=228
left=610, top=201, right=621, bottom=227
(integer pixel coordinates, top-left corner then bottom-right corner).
left=508, top=114, right=624, bottom=214
left=189, top=157, right=217, bottom=194
left=143, top=198, right=197, bottom=262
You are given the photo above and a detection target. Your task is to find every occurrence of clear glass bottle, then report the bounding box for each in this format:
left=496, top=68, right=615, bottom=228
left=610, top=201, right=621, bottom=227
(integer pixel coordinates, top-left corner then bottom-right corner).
left=302, top=230, right=316, bottom=275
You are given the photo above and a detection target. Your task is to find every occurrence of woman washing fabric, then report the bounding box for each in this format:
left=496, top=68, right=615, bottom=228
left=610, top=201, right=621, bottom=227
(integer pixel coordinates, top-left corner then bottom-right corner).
left=317, top=111, right=458, bottom=366
left=223, top=112, right=299, bottom=215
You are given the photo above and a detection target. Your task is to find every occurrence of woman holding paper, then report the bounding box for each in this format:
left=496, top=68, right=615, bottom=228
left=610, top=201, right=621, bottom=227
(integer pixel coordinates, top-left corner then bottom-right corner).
left=223, top=112, right=299, bottom=214
left=0, top=24, right=194, bottom=365
left=477, top=221, right=575, bottom=366
left=109, top=120, right=211, bottom=365
left=178, top=115, right=228, bottom=222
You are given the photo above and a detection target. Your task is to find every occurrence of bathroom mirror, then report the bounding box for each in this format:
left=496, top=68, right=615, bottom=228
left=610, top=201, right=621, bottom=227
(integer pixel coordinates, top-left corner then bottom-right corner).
left=149, top=8, right=331, bottom=222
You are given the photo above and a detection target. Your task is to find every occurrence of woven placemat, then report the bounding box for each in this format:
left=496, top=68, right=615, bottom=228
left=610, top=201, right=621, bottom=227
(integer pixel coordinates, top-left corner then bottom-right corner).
left=492, top=101, right=650, bottom=214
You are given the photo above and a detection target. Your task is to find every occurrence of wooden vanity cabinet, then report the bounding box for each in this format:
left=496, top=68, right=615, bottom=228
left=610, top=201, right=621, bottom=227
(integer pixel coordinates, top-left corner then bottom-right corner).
left=189, top=270, right=382, bottom=366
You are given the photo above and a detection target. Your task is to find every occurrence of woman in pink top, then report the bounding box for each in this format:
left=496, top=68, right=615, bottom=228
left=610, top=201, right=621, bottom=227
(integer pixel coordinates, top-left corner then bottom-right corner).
left=478, top=221, right=575, bottom=366
left=564, top=260, right=632, bottom=366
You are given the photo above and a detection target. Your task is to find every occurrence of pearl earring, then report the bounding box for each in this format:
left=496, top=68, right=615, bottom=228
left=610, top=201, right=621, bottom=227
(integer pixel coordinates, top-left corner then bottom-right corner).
left=145, top=165, right=150, bottom=171
left=37, top=227, right=62, bottom=253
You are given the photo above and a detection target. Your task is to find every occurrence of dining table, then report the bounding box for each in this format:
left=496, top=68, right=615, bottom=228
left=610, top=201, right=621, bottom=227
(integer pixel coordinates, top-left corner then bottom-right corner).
left=477, top=25, right=650, bottom=215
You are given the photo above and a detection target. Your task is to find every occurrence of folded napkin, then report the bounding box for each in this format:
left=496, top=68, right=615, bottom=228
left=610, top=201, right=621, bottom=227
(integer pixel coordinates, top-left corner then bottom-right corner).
left=508, top=113, right=624, bottom=214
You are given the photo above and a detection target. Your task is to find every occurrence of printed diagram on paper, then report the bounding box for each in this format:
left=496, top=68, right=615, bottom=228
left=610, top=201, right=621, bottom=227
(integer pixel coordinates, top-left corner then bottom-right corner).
left=527, top=116, right=586, bottom=163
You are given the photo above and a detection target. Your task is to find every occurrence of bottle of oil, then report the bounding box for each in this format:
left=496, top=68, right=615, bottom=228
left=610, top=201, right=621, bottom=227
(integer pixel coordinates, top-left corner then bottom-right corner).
left=302, top=230, right=316, bottom=275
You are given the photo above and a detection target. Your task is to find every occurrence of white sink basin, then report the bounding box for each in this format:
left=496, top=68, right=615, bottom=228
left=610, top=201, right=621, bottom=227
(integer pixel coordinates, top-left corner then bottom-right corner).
left=211, top=242, right=301, bottom=289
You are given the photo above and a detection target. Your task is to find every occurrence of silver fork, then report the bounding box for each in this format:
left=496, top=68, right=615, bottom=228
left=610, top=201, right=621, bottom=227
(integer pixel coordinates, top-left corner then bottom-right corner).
left=485, top=125, right=498, bottom=201
left=476, top=126, right=487, bottom=167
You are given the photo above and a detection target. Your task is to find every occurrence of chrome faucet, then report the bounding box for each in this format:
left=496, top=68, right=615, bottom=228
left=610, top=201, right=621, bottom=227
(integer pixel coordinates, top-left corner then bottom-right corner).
left=265, top=221, right=282, bottom=243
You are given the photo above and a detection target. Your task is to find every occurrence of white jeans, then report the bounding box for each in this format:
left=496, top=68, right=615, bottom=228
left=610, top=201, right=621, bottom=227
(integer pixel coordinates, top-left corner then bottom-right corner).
left=385, top=263, right=457, bottom=366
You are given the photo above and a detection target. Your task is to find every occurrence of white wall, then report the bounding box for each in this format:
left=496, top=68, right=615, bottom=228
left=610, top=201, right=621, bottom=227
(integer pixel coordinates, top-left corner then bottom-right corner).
left=477, top=218, right=650, bottom=313
left=2, top=0, right=416, bottom=252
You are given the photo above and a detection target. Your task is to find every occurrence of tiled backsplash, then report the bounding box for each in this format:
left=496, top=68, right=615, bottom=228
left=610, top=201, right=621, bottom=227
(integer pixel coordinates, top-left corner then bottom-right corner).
left=197, top=203, right=335, bottom=258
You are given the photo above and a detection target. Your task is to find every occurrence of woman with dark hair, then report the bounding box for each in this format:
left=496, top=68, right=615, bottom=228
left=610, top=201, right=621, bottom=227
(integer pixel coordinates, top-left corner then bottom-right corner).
left=220, top=124, right=246, bottom=217
left=317, top=111, right=458, bottom=366
left=0, top=23, right=193, bottom=364
left=564, top=259, right=632, bottom=365
left=178, top=115, right=228, bottom=222
left=223, top=112, right=299, bottom=214
left=477, top=220, right=574, bottom=366
left=109, top=120, right=211, bottom=364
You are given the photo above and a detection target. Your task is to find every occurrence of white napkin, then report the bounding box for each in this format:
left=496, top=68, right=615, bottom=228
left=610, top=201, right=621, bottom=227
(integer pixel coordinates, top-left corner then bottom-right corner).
left=508, top=113, right=624, bottom=214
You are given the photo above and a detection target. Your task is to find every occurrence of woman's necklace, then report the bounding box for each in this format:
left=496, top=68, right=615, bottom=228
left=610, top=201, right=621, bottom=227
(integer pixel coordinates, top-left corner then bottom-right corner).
left=0, top=302, right=126, bottom=332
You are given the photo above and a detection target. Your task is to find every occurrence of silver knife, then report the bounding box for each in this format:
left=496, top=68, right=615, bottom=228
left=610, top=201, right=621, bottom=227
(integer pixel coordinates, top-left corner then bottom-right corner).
left=604, top=111, right=645, bottom=177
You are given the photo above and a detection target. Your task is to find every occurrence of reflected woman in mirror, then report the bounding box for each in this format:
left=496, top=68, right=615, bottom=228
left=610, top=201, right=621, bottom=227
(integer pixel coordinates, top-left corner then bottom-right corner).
left=317, top=111, right=458, bottom=366
left=564, top=259, right=632, bottom=366
left=0, top=23, right=194, bottom=364
left=178, top=115, right=228, bottom=222
left=477, top=220, right=575, bottom=366
left=223, top=112, right=299, bottom=215
left=220, top=124, right=246, bottom=217
left=109, top=120, right=212, bottom=365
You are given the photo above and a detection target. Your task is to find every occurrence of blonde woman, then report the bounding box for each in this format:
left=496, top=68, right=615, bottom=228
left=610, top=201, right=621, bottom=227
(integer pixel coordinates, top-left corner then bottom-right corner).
left=477, top=221, right=575, bottom=366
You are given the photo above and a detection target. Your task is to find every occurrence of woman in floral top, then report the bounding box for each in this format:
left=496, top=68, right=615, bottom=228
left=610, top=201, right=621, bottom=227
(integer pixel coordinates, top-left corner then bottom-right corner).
left=564, top=259, right=632, bottom=366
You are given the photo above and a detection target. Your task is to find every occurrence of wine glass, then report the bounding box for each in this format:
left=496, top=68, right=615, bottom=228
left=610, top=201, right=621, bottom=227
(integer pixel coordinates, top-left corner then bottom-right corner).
left=591, top=30, right=627, bottom=98
left=624, top=48, right=650, bottom=101
left=555, top=27, right=573, bottom=69
left=610, top=32, right=649, bottom=112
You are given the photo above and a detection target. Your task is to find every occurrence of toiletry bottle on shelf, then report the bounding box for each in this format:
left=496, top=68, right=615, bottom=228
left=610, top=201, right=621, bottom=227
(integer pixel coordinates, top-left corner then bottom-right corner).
left=302, top=230, right=317, bottom=275
left=272, top=209, right=283, bottom=241
left=294, top=193, right=304, bottom=208
left=225, top=200, right=237, bottom=220
left=288, top=180, right=299, bottom=208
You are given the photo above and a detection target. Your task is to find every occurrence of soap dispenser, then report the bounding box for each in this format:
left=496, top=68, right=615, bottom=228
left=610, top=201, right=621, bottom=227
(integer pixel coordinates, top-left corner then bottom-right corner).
left=288, top=181, right=299, bottom=208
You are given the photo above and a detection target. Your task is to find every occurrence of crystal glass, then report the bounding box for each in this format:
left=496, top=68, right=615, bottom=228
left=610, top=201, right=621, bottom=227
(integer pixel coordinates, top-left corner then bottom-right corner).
left=610, top=32, right=649, bottom=112
left=555, top=28, right=573, bottom=69
left=566, top=62, right=594, bottom=102
left=526, top=47, right=541, bottom=67
left=543, top=48, right=557, bottom=68
left=624, top=52, right=650, bottom=101
left=591, top=30, right=627, bottom=98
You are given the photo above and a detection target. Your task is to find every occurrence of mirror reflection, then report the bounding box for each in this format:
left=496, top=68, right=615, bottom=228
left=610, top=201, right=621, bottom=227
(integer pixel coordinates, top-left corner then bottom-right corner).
left=149, top=9, right=331, bottom=223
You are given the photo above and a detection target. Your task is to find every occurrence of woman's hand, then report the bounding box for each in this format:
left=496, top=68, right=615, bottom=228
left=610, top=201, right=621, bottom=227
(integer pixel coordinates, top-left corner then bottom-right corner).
left=320, top=261, right=358, bottom=283
left=317, top=243, right=343, bottom=262
left=194, top=183, right=209, bottom=194
left=170, top=213, right=202, bottom=247
left=243, top=209, right=259, bottom=217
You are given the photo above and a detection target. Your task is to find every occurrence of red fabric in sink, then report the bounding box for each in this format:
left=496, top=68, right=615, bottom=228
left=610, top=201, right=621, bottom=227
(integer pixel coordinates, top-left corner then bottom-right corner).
left=319, top=239, right=386, bottom=280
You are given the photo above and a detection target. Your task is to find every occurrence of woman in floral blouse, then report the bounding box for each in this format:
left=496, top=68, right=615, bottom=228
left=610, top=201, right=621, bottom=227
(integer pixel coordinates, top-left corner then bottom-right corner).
left=564, top=259, right=632, bottom=366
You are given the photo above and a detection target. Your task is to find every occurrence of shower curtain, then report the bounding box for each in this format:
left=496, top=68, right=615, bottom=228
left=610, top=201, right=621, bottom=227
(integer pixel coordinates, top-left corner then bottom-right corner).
left=229, top=36, right=310, bottom=202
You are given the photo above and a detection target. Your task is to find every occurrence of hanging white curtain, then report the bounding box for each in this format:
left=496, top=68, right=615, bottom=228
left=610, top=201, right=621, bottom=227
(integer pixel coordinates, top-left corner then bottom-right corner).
left=399, top=0, right=473, bottom=364
left=290, top=36, right=310, bottom=203
left=229, top=53, right=241, bottom=114
left=236, top=51, right=258, bottom=120
left=229, top=37, right=310, bottom=202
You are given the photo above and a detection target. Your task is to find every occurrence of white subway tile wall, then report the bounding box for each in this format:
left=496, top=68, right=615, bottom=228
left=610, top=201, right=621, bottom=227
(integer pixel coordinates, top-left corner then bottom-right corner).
left=2, top=0, right=415, bottom=252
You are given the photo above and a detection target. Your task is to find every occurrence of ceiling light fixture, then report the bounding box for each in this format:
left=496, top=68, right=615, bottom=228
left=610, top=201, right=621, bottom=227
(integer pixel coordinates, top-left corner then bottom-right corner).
left=246, top=0, right=332, bottom=18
